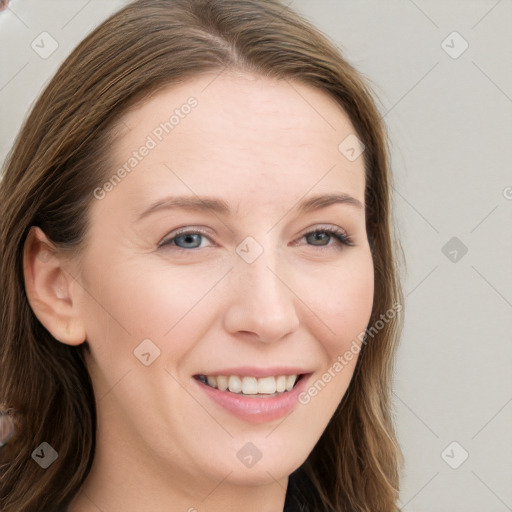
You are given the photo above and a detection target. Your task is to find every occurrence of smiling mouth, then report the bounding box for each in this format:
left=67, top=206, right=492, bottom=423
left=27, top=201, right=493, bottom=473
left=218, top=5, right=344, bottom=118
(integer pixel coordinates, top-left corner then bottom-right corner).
left=195, top=374, right=305, bottom=396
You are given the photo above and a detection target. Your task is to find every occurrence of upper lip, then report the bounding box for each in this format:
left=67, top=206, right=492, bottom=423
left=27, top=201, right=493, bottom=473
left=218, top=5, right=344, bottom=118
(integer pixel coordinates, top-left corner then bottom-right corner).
left=194, top=366, right=312, bottom=378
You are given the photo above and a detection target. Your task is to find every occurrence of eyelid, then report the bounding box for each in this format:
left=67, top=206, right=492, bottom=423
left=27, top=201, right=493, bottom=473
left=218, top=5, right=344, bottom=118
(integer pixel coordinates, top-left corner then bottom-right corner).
left=299, top=223, right=349, bottom=238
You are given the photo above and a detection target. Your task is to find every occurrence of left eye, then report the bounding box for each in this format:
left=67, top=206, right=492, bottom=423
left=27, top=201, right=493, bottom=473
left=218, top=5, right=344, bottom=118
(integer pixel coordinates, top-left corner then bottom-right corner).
left=300, top=228, right=353, bottom=248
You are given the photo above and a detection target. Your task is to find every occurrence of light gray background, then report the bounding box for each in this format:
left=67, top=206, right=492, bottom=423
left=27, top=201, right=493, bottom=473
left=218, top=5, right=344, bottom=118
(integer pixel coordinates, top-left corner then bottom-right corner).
left=1, top=1, right=511, bottom=511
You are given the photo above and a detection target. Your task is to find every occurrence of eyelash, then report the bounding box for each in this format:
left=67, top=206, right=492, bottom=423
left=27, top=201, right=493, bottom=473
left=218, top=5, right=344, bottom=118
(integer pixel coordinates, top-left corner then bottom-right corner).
left=159, top=225, right=354, bottom=252
left=294, top=226, right=354, bottom=249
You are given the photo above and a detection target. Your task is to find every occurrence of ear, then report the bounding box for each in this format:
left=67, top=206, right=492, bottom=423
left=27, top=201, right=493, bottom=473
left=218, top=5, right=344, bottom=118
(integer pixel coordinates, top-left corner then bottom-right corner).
left=23, top=226, right=86, bottom=346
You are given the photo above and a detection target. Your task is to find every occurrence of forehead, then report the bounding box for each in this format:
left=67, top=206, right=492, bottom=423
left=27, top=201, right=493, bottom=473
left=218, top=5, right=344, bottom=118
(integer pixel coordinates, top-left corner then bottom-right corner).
left=106, top=72, right=366, bottom=214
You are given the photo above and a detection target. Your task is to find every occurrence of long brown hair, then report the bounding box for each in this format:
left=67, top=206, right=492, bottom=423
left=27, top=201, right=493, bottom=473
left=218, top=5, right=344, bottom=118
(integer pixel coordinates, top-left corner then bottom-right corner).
left=0, top=1, right=404, bottom=510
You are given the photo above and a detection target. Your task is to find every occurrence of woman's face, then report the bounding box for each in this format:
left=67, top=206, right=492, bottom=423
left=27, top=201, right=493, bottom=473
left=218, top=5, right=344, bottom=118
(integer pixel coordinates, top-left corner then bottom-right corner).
left=74, top=72, right=373, bottom=489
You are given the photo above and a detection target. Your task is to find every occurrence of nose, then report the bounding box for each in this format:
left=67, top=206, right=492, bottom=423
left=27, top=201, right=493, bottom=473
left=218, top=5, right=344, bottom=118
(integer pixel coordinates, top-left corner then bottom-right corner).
left=222, top=251, right=300, bottom=344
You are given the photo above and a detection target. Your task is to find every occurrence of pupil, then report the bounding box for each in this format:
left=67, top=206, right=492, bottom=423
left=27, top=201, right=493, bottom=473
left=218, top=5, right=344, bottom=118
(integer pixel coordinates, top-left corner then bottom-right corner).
left=309, top=232, right=329, bottom=246
left=178, top=233, right=201, bottom=248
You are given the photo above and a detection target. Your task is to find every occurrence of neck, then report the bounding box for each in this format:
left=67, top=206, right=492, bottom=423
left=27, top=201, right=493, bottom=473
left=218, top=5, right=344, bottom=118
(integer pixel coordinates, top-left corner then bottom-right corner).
left=69, top=461, right=288, bottom=512
left=68, top=419, right=289, bottom=512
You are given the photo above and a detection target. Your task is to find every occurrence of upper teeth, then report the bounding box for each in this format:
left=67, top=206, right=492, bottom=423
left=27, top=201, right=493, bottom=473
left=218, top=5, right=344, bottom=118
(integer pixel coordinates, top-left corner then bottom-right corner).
left=200, top=375, right=298, bottom=394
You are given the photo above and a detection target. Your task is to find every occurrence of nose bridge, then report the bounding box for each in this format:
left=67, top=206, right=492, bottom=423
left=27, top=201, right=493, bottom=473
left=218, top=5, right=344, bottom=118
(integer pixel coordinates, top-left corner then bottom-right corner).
left=243, top=251, right=285, bottom=304
left=224, top=241, right=300, bottom=342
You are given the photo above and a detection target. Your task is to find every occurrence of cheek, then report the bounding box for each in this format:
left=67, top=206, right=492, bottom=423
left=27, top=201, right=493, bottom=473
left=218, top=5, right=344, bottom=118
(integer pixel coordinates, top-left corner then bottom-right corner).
left=295, top=253, right=373, bottom=424
left=79, top=256, right=222, bottom=360
left=119, top=261, right=225, bottom=339
left=304, top=251, right=374, bottom=358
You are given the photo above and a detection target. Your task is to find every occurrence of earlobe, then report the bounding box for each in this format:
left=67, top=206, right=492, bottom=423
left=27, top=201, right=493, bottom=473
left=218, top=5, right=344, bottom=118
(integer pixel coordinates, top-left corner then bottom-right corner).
left=23, top=226, right=86, bottom=346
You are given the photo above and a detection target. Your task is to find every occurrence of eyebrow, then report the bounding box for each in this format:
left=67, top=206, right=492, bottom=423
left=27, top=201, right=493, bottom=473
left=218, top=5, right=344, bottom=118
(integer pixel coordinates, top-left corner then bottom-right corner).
left=137, top=192, right=363, bottom=221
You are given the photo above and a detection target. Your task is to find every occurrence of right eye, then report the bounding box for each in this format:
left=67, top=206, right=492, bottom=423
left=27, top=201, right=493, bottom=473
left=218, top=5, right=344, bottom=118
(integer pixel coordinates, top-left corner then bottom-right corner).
left=159, top=229, right=215, bottom=251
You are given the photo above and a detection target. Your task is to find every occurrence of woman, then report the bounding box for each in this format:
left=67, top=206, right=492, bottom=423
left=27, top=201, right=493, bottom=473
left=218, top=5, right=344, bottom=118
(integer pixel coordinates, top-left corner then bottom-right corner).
left=0, top=0, right=404, bottom=510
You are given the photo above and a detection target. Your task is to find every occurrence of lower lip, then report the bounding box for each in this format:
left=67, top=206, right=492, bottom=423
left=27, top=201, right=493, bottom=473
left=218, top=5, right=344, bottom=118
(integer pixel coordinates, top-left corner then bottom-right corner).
left=194, top=375, right=311, bottom=424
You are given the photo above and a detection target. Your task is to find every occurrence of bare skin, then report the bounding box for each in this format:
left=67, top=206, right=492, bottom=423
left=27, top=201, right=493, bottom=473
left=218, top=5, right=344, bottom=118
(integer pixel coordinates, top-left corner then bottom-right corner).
left=24, top=71, right=373, bottom=512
